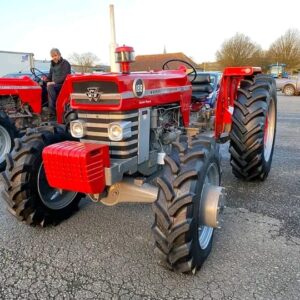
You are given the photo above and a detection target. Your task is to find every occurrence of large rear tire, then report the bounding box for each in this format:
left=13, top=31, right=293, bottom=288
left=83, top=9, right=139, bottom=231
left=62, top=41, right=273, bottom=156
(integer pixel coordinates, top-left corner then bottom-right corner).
left=0, top=112, right=14, bottom=172
left=152, top=136, right=223, bottom=273
left=1, top=125, right=83, bottom=226
left=230, top=75, right=277, bottom=180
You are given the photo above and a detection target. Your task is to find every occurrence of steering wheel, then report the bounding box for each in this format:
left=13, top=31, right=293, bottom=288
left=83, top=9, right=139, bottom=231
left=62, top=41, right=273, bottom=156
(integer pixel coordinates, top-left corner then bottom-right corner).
left=162, top=59, right=197, bottom=83
left=30, top=67, right=48, bottom=82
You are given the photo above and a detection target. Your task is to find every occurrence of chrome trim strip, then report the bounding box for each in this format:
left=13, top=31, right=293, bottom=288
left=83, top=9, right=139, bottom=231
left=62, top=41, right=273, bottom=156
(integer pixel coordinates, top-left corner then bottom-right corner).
left=80, top=139, right=137, bottom=146
left=86, top=130, right=138, bottom=137
left=0, top=86, right=40, bottom=90
left=121, top=85, right=192, bottom=99
left=86, top=121, right=138, bottom=128
left=78, top=112, right=138, bottom=119
left=71, top=93, right=122, bottom=100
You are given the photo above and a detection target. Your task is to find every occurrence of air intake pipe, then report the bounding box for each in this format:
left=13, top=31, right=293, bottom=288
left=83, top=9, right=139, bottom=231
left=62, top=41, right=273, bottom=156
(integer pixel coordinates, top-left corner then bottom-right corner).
left=115, top=45, right=135, bottom=74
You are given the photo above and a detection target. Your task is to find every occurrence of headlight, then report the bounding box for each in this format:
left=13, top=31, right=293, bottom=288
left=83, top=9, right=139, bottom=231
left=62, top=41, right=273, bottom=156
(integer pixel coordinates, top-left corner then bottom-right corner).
left=70, top=120, right=86, bottom=138
left=108, top=121, right=132, bottom=141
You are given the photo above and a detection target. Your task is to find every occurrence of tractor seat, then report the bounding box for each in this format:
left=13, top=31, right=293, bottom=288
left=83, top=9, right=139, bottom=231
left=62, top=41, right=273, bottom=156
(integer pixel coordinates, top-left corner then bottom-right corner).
left=191, top=74, right=213, bottom=102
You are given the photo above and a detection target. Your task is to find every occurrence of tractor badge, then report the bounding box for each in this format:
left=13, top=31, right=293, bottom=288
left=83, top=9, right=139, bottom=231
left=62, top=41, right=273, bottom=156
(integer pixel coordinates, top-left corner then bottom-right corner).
left=86, top=87, right=102, bottom=102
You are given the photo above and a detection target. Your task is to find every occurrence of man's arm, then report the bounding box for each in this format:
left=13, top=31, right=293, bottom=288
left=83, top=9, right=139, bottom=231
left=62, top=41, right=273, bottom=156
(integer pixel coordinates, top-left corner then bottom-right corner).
left=55, top=60, right=71, bottom=84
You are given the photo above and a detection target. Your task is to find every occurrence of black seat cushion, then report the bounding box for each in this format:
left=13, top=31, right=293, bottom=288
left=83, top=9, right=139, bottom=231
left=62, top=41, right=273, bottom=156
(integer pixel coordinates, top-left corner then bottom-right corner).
left=191, top=74, right=213, bottom=101
left=193, top=74, right=210, bottom=84
left=192, top=91, right=210, bottom=101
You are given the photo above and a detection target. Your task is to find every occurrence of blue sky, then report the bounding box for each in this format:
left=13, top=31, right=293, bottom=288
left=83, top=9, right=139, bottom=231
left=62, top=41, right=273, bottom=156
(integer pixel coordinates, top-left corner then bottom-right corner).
left=1, top=0, right=300, bottom=64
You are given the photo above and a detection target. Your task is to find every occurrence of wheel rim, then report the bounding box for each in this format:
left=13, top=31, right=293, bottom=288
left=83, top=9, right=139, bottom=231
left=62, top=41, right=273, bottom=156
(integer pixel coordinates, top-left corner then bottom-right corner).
left=37, top=163, right=77, bottom=210
left=284, top=86, right=294, bottom=96
left=264, top=98, right=276, bottom=162
left=0, top=125, right=11, bottom=164
left=198, top=163, right=219, bottom=249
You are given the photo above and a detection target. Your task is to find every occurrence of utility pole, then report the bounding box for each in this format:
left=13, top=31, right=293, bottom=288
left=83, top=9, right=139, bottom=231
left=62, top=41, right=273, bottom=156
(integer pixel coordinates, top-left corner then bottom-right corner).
left=109, top=4, right=119, bottom=72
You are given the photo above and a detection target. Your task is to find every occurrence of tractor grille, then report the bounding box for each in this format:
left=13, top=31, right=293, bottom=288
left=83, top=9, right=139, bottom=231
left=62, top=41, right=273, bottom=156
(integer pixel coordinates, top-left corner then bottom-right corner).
left=78, top=110, right=139, bottom=159
left=72, top=81, right=120, bottom=106
left=73, top=81, right=118, bottom=94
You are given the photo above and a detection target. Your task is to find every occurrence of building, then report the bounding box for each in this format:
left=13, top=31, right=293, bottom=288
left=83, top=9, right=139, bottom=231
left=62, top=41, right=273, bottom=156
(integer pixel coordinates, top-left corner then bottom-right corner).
left=131, top=53, right=201, bottom=72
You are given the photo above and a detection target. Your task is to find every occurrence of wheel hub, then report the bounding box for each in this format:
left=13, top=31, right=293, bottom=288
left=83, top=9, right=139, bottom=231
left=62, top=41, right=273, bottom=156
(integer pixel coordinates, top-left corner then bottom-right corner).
left=0, top=125, right=11, bottom=164
left=264, top=98, right=276, bottom=161
left=37, top=163, right=78, bottom=210
left=285, top=86, right=294, bottom=96
left=200, top=185, right=225, bottom=228
left=198, top=163, right=225, bottom=249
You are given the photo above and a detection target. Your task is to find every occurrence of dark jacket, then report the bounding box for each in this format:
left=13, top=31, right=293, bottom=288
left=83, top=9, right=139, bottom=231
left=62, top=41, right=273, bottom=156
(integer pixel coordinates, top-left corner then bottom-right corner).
left=48, top=58, right=71, bottom=84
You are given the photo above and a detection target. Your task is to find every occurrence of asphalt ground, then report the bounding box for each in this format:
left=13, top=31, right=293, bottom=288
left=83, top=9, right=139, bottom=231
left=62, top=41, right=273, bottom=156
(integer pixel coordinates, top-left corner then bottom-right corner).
left=0, top=93, right=299, bottom=299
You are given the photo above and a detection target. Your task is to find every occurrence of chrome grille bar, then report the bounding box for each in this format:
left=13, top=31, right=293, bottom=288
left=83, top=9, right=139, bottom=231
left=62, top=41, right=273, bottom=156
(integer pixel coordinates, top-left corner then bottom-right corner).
left=79, top=110, right=139, bottom=159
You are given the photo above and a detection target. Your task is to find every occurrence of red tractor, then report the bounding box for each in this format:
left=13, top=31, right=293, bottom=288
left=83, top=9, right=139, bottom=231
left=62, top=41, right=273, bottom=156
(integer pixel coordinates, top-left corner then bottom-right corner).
left=1, top=46, right=277, bottom=273
left=0, top=69, right=50, bottom=171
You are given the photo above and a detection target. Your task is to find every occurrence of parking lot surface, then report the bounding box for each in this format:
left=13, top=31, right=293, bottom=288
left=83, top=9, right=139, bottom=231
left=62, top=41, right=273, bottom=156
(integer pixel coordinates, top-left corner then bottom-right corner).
left=0, top=94, right=299, bottom=299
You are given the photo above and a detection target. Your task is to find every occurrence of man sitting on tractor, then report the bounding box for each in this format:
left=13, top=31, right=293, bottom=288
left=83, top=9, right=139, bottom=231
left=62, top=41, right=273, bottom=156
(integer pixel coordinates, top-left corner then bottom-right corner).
left=46, top=48, right=71, bottom=119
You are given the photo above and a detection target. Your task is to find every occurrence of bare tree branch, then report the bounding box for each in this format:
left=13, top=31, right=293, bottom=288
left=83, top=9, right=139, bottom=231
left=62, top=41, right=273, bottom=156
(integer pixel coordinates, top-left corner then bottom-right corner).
left=69, top=52, right=99, bottom=72
left=267, top=29, right=300, bottom=70
left=216, top=33, right=263, bottom=69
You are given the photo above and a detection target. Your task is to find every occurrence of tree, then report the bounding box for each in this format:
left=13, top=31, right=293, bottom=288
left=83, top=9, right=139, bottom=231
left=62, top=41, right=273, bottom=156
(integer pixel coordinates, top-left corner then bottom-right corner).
left=69, top=52, right=99, bottom=72
left=216, top=33, right=263, bottom=69
left=267, top=29, right=300, bottom=70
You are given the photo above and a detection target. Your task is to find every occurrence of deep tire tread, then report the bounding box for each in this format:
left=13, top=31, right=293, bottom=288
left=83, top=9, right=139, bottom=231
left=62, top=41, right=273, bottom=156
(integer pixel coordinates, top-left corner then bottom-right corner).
left=2, top=125, right=83, bottom=227
left=230, top=75, right=277, bottom=180
left=152, top=136, right=220, bottom=273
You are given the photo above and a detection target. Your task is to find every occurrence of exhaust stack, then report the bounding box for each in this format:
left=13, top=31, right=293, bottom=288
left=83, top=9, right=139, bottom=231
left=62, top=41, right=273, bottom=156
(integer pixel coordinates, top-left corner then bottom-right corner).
left=109, top=4, right=119, bottom=72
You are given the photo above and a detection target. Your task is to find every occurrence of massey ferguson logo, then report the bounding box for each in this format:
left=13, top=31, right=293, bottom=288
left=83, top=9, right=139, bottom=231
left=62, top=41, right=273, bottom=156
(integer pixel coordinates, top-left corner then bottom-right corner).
left=86, top=87, right=102, bottom=102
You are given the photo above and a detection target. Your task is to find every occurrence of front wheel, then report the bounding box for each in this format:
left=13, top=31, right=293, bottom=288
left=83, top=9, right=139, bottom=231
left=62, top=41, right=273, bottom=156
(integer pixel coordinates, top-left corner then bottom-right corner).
left=152, top=136, right=224, bottom=273
left=1, top=125, right=83, bottom=226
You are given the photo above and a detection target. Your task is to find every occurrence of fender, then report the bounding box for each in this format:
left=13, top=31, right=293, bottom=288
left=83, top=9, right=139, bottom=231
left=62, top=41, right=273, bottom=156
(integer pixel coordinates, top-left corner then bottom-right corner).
left=214, top=67, right=262, bottom=140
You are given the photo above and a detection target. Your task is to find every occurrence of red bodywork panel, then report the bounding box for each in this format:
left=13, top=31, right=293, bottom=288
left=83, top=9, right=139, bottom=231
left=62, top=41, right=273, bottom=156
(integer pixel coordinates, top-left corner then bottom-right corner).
left=215, top=67, right=261, bottom=140
left=0, top=76, right=42, bottom=113
left=42, top=141, right=110, bottom=194
left=56, top=70, right=192, bottom=126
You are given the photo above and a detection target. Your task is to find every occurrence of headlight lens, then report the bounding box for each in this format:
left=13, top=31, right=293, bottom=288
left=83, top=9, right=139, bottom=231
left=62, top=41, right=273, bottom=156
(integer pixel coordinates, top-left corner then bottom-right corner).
left=70, top=120, right=86, bottom=138
left=108, top=121, right=132, bottom=141
left=109, top=124, right=123, bottom=140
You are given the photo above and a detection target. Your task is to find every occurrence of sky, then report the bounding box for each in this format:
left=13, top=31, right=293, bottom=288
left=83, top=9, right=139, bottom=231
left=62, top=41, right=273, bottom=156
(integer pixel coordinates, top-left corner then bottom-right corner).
left=0, top=0, right=300, bottom=65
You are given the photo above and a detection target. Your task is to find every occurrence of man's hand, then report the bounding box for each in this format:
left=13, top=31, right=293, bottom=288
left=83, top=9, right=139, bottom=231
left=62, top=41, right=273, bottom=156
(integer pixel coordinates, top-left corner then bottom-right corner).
left=47, top=81, right=55, bottom=87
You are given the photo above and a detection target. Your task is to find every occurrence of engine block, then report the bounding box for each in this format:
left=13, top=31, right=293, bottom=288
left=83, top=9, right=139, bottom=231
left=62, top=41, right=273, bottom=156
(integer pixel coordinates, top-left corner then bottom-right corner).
left=0, top=95, right=20, bottom=114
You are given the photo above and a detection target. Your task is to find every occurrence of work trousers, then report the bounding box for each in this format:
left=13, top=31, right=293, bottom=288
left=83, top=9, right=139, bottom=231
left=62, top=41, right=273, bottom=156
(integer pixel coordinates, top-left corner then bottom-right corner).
left=47, top=83, right=62, bottom=114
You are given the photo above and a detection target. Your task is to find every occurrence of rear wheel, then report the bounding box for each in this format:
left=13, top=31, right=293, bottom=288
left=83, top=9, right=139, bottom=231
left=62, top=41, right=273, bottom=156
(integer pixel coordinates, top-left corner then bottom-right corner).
left=283, top=85, right=295, bottom=96
left=1, top=125, right=83, bottom=226
left=230, top=75, right=277, bottom=180
left=0, top=113, right=14, bottom=172
left=152, top=136, right=224, bottom=273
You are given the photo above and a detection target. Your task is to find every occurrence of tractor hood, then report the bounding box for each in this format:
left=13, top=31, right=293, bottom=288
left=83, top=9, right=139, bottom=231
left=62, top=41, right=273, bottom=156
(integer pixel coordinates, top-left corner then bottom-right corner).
left=56, top=70, right=192, bottom=124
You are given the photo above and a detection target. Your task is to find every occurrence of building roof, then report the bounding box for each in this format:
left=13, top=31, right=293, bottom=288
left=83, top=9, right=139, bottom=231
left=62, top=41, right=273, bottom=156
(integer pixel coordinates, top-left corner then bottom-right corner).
left=131, top=53, right=200, bottom=72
